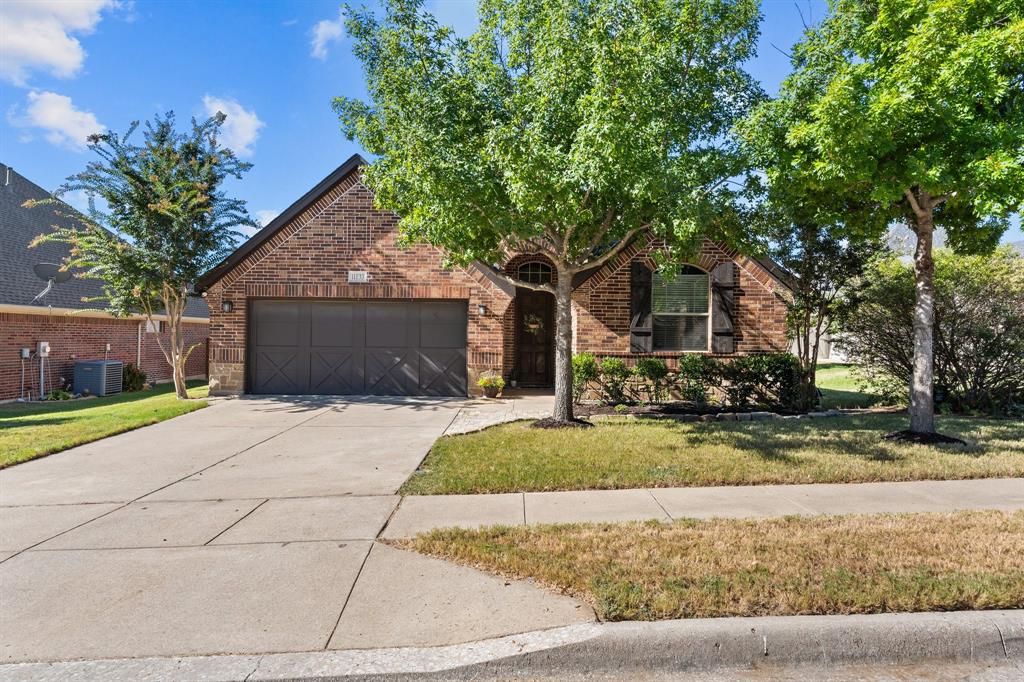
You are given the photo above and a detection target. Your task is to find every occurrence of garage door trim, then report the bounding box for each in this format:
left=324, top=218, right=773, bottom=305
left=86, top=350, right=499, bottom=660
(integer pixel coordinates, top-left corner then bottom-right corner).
left=246, top=298, right=468, bottom=397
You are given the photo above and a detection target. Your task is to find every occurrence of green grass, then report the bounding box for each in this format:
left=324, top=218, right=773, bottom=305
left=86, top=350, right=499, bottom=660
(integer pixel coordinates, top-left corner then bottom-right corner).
left=401, top=510, right=1024, bottom=621
left=400, top=414, right=1024, bottom=494
left=0, top=381, right=209, bottom=467
left=815, top=362, right=883, bottom=409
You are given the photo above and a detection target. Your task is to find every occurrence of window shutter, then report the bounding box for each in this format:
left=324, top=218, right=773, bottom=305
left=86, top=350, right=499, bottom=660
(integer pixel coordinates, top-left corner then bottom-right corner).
left=630, top=261, right=653, bottom=352
left=711, top=262, right=735, bottom=353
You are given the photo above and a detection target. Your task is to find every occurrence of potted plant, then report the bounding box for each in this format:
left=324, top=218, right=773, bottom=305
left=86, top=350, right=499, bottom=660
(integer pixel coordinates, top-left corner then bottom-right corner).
left=477, top=372, right=505, bottom=399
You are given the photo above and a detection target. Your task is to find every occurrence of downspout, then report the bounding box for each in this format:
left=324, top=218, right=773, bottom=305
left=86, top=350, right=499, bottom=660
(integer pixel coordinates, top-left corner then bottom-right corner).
left=137, top=321, right=143, bottom=368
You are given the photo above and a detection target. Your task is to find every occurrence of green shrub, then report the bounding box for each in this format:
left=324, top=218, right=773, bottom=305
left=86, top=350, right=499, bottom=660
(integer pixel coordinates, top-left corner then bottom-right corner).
left=721, top=353, right=802, bottom=410
left=676, top=355, right=720, bottom=405
left=614, top=403, right=631, bottom=414
left=633, top=357, right=670, bottom=403
left=572, top=353, right=600, bottom=403
left=838, top=248, right=1024, bottom=415
left=122, top=363, right=148, bottom=392
left=598, top=357, right=632, bottom=404
left=44, top=388, right=74, bottom=401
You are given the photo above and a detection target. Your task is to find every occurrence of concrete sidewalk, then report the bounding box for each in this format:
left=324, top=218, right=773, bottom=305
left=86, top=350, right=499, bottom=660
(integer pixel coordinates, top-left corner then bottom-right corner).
left=382, top=477, right=1024, bottom=537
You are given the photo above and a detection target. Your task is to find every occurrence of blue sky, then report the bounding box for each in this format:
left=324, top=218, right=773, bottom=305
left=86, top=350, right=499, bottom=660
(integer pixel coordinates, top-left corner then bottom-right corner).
left=2, top=0, right=1020, bottom=243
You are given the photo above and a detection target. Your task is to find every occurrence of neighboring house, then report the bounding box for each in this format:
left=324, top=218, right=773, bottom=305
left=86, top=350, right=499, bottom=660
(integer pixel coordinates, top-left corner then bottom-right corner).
left=197, top=155, right=791, bottom=397
left=790, top=333, right=848, bottom=363
left=0, top=163, right=209, bottom=401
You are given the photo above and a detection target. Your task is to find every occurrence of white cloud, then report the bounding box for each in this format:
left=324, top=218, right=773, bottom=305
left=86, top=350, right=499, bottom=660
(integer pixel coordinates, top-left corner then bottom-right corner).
left=10, top=91, right=105, bottom=151
left=202, top=95, right=264, bottom=157
left=236, top=210, right=277, bottom=238
left=255, top=209, right=279, bottom=226
left=0, top=0, right=118, bottom=85
left=310, top=11, right=344, bottom=60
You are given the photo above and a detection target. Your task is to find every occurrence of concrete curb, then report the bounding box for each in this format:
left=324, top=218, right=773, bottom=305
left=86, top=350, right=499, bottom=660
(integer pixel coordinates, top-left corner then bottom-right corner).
left=1, top=610, right=1020, bottom=681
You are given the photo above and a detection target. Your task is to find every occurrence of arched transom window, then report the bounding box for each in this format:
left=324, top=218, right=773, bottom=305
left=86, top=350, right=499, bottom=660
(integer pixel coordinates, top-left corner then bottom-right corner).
left=518, top=261, right=553, bottom=285
left=652, top=265, right=710, bottom=351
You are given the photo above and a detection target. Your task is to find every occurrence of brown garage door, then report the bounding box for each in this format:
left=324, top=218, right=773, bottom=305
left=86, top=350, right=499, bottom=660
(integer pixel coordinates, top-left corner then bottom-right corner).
left=248, top=300, right=467, bottom=396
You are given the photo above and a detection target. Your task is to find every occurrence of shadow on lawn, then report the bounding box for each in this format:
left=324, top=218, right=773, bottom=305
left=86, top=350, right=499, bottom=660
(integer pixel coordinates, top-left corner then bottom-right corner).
left=0, top=381, right=207, bottom=420
left=668, top=416, right=915, bottom=464
left=0, top=415, right=78, bottom=429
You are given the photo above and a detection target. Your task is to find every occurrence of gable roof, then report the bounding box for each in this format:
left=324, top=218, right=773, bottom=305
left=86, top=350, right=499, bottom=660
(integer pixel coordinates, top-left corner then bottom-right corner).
left=197, top=154, right=367, bottom=290
left=750, top=255, right=796, bottom=292
left=0, top=162, right=208, bottom=318
left=194, top=152, right=794, bottom=296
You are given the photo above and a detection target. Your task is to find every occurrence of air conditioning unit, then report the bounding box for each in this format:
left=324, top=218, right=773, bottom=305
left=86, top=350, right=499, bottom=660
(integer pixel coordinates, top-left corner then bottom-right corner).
left=74, top=360, right=124, bottom=397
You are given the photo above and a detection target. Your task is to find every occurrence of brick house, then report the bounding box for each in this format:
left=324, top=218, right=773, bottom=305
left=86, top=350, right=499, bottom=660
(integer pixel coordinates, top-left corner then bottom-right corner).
left=0, top=164, right=208, bottom=401
left=197, top=155, right=791, bottom=397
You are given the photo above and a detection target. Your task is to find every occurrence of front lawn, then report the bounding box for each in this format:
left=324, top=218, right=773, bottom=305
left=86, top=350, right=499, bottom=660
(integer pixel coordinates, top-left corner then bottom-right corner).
left=400, top=510, right=1024, bottom=621
left=400, top=414, right=1024, bottom=494
left=816, top=362, right=883, bottom=409
left=0, top=381, right=209, bottom=468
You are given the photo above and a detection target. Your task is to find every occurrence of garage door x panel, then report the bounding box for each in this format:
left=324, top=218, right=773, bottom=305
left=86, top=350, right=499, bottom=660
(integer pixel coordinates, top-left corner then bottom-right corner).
left=249, top=300, right=467, bottom=396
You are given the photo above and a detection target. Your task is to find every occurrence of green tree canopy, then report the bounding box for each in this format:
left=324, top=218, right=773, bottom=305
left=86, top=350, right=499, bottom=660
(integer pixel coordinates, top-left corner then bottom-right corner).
left=30, top=113, right=256, bottom=398
left=335, top=0, right=762, bottom=420
left=741, top=0, right=1023, bottom=435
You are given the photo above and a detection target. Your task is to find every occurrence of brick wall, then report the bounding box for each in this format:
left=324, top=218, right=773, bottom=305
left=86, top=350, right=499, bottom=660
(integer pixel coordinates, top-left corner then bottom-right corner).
left=204, top=176, right=513, bottom=395
left=0, top=311, right=208, bottom=400
left=572, top=237, right=789, bottom=365
left=202, top=169, right=790, bottom=395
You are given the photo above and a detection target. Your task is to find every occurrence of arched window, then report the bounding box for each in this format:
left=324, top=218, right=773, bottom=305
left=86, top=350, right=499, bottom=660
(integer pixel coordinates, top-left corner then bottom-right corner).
left=518, top=261, right=553, bottom=285
left=652, top=264, right=710, bottom=351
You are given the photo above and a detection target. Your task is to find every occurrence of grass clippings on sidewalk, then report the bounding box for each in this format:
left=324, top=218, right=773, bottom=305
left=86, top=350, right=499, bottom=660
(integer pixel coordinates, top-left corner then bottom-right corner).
left=401, top=414, right=1024, bottom=494
left=400, top=510, right=1024, bottom=621
left=0, top=381, right=208, bottom=467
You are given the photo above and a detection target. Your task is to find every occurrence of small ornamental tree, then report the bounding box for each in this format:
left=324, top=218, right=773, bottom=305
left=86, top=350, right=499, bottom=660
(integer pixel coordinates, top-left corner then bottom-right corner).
left=744, top=0, right=1024, bottom=437
left=335, top=0, right=762, bottom=423
left=30, top=113, right=256, bottom=399
left=762, top=220, right=882, bottom=409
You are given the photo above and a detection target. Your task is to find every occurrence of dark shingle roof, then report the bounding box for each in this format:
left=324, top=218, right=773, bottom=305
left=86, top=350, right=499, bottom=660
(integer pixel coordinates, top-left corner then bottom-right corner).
left=0, top=163, right=208, bottom=318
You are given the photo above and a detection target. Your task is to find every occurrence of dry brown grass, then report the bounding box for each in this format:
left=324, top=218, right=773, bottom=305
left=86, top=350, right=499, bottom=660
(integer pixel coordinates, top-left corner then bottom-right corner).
left=399, top=510, right=1024, bottom=621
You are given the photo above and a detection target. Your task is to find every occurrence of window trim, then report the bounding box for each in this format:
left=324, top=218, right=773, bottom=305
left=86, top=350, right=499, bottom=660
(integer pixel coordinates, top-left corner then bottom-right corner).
left=517, top=260, right=553, bottom=285
left=651, top=264, right=712, bottom=353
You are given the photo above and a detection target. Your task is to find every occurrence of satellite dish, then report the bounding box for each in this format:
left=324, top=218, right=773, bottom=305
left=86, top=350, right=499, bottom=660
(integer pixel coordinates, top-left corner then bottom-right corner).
left=31, top=263, right=72, bottom=302
left=33, top=263, right=72, bottom=283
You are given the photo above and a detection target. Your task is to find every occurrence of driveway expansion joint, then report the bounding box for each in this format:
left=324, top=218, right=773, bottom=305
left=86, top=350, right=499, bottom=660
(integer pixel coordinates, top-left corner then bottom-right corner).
left=202, top=499, right=270, bottom=545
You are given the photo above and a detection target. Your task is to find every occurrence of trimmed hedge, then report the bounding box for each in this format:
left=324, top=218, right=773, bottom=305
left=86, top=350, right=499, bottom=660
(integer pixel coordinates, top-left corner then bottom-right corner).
left=574, top=352, right=804, bottom=411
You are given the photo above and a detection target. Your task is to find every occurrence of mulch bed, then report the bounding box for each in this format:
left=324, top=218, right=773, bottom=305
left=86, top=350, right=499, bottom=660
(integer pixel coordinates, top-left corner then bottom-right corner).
left=574, top=402, right=801, bottom=417
left=530, top=417, right=594, bottom=429
left=882, top=429, right=967, bottom=446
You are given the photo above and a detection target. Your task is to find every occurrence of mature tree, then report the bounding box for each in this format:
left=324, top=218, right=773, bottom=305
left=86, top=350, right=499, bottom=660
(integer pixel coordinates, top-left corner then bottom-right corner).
left=335, top=0, right=762, bottom=422
left=30, top=113, right=256, bottom=399
left=738, top=118, right=886, bottom=409
left=839, top=248, right=1024, bottom=414
left=761, top=218, right=883, bottom=408
left=744, top=0, right=1023, bottom=437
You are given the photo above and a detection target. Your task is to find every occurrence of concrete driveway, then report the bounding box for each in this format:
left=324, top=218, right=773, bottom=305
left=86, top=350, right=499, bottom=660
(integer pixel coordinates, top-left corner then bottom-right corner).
left=0, top=397, right=590, bottom=664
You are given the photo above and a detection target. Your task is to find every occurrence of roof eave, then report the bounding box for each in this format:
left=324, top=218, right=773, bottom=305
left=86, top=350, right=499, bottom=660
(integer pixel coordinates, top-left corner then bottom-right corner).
left=196, top=153, right=368, bottom=291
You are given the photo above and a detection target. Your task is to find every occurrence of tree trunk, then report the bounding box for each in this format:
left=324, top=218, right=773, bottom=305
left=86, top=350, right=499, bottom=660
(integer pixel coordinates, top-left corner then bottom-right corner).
left=169, top=312, right=189, bottom=400
left=163, top=291, right=189, bottom=400
left=552, top=268, right=575, bottom=422
left=909, top=207, right=936, bottom=433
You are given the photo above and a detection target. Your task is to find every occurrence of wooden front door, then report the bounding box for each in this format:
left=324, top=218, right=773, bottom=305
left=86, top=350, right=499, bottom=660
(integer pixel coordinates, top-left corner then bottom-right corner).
left=515, top=288, right=555, bottom=386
